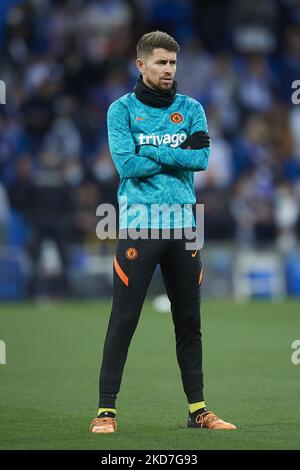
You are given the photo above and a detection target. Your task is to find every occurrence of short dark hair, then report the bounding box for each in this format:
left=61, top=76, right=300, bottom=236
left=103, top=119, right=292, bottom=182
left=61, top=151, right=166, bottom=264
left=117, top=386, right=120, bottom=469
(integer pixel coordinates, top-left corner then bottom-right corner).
left=137, top=31, right=180, bottom=58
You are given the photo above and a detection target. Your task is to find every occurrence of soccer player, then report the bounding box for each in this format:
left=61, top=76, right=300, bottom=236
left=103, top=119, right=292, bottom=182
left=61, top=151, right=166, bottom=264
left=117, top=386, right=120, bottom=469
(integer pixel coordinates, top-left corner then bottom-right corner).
left=90, top=31, right=236, bottom=433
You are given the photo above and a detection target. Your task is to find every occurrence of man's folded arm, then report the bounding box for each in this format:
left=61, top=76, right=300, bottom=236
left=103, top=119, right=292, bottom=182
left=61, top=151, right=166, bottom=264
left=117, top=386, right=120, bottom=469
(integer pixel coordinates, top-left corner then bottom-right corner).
left=139, top=144, right=209, bottom=171
left=138, top=102, right=211, bottom=172
left=107, top=102, right=163, bottom=179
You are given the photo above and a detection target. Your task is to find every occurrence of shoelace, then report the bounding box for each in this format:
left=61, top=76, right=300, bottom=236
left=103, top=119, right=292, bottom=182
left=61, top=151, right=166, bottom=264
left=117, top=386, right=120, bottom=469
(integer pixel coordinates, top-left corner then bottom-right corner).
left=92, top=417, right=116, bottom=429
left=195, top=411, right=220, bottom=428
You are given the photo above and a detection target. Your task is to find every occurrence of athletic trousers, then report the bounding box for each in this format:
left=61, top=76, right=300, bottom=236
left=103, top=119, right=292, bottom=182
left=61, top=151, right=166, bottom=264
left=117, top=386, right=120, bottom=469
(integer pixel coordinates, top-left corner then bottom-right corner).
left=99, top=230, right=204, bottom=407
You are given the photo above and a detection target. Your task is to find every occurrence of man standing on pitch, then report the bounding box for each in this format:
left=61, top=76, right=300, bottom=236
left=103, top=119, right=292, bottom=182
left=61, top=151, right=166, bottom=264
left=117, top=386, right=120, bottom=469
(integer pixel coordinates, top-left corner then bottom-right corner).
left=90, top=31, right=236, bottom=433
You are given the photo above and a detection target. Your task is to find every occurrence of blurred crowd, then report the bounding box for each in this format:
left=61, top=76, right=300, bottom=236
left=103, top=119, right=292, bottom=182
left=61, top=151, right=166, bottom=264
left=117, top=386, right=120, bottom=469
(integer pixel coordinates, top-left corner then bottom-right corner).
left=1, top=0, right=300, bottom=294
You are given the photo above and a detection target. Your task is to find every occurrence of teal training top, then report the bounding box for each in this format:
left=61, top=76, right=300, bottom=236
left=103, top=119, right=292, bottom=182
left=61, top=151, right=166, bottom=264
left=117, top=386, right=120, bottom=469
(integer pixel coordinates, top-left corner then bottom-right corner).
left=107, top=92, right=210, bottom=229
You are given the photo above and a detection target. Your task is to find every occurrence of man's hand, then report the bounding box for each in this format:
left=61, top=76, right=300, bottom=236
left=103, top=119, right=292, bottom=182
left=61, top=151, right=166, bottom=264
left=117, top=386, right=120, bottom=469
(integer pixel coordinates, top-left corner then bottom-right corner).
left=179, top=131, right=210, bottom=150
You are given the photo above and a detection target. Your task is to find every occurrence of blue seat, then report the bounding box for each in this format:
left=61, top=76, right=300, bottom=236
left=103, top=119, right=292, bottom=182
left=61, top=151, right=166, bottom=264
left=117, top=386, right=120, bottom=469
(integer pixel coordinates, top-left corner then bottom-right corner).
left=7, top=211, right=30, bottom=247
left=285, top=253, right=300, bottom=298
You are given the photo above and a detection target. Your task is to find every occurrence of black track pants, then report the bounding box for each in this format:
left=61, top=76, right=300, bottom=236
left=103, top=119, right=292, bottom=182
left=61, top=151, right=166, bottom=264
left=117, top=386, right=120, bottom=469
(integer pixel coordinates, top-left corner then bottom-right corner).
left=99, top=232, right=204, bottom=408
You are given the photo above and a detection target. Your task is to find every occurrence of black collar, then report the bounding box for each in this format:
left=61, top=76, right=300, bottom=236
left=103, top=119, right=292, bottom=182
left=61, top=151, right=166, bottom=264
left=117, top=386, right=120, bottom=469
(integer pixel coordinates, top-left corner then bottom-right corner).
left=133, top=75, right=177, bottom=108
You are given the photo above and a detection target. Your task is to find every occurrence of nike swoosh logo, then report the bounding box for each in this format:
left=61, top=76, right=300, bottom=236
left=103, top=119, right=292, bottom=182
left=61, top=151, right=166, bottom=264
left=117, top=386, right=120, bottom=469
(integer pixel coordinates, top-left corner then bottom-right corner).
left=136, top=117, right=146, bottom=120
left=192, top=250, right=198, bottom=258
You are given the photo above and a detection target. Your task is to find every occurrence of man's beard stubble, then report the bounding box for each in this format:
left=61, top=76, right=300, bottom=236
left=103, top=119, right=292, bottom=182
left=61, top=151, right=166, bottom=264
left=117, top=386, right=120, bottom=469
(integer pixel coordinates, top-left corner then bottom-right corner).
left=146, top=76, right=173, bottom=92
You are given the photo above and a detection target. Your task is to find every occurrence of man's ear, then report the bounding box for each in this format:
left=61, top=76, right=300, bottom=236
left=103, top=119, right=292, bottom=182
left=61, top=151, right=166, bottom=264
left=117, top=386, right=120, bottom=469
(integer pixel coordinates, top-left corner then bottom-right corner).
left=136, top=58, right=145, bottom=74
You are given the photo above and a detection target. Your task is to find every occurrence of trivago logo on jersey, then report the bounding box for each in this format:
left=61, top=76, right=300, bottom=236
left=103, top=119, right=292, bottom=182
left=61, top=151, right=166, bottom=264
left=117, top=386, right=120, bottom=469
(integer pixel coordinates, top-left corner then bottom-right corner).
left=137, top=132, right=187, bottom=148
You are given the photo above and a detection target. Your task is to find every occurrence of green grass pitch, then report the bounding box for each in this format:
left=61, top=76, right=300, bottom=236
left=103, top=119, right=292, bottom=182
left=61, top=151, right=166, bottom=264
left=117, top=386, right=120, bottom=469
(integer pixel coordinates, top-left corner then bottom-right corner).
left=0, top=299, right=299, bottom=450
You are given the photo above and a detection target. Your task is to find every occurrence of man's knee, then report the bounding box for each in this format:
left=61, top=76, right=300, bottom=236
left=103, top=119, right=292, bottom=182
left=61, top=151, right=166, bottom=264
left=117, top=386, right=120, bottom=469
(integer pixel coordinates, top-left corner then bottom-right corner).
left=112, top=309, right=140, bottom=334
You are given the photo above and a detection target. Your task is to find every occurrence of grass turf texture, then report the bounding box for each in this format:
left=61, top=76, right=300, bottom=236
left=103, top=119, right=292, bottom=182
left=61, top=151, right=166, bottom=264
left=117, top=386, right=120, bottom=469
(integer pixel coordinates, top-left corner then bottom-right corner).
left=0, top=300, right=299, bottom=450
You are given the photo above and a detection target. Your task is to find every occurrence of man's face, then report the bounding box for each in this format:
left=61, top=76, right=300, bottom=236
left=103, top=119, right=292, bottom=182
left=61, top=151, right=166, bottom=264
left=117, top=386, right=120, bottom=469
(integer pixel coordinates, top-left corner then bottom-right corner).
left=136, top=48, right=177, bottom=92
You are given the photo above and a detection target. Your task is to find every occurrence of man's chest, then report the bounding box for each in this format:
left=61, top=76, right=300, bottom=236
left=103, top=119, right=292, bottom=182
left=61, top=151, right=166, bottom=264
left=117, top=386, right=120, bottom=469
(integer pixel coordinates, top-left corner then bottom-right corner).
left=129, top=104, right=192, bottom=147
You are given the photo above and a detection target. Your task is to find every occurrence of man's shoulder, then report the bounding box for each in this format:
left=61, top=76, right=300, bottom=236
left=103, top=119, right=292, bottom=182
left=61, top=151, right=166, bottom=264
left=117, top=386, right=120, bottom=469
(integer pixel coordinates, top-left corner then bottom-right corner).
left=175, top=93, right=201, bottom=108
left=108, top=93, right=135, bottom=113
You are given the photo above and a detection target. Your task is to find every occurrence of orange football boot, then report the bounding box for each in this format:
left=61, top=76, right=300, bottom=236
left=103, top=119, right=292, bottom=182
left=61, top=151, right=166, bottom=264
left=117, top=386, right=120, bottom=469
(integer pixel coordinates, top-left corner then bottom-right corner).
left=90, top=416, right=117, bottom=434
left=188, top=410, right=236, bottom=430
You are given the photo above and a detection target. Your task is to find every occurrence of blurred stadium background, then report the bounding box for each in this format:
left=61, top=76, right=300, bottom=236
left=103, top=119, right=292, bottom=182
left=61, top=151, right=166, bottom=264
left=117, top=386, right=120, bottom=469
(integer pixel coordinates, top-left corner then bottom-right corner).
left=1, top=0, right=300, bottom=451
left=0, top=0, right=300, bottom=302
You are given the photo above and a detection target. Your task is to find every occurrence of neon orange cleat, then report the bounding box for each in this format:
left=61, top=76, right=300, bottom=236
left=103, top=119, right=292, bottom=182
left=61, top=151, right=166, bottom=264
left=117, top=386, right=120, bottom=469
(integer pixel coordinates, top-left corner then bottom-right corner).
left=187, top=411, right=237, bottom=430
left=90, top=416, right=117, bottom=434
